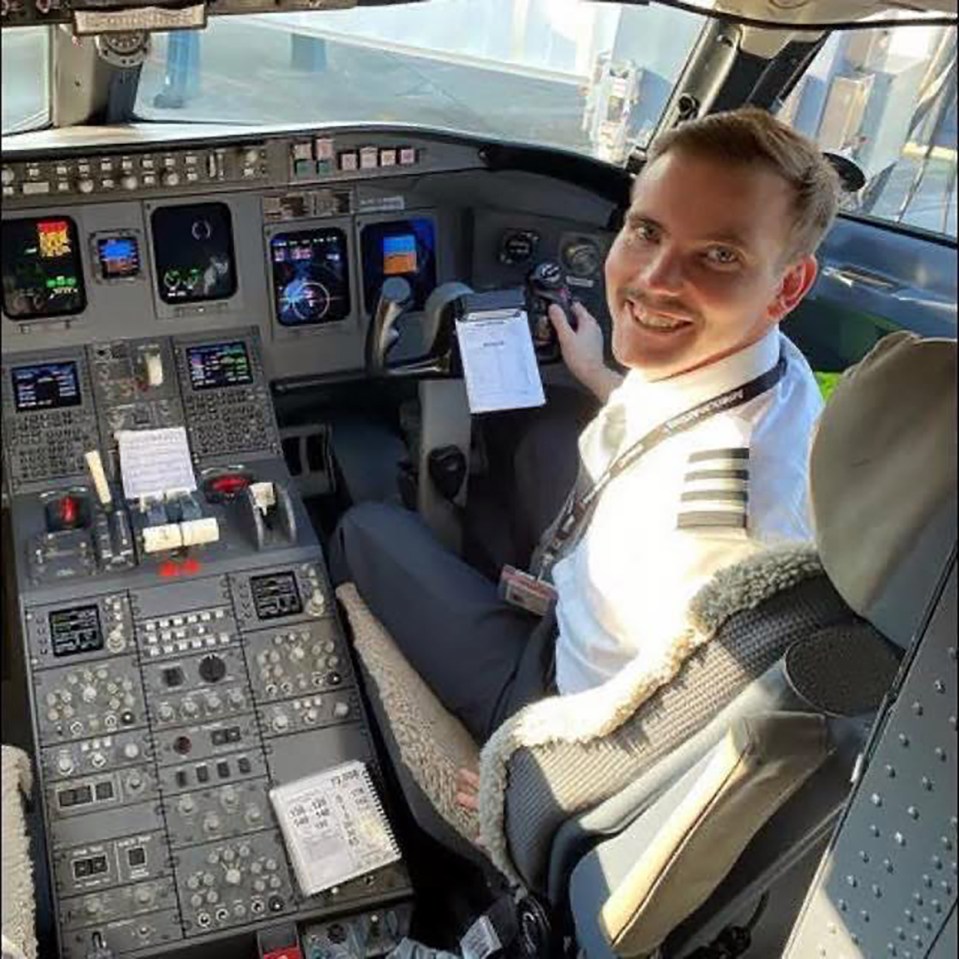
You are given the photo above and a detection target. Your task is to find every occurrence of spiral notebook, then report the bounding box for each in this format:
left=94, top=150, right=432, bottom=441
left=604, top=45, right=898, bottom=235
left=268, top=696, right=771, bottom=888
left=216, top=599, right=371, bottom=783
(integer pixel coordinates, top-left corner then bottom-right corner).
left=269, top=760, right=401, bottom=896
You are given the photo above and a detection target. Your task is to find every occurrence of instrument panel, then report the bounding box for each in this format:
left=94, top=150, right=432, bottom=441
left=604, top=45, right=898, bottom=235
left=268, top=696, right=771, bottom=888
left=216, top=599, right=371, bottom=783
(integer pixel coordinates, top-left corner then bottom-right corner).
left=2, top=128, right=617, bottom=384
left=2, top=325, right=413, bottom=957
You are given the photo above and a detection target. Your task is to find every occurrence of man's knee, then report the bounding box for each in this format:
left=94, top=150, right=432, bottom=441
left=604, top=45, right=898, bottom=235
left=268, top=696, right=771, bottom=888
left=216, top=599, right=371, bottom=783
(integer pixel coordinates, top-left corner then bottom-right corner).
left=329, top=502, right=427, bottom=586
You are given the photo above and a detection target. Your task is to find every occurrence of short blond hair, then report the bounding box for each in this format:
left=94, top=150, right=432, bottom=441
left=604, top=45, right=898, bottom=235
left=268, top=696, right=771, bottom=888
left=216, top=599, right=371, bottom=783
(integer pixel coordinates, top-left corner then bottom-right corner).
left=644, top=107, right=840, bottom=259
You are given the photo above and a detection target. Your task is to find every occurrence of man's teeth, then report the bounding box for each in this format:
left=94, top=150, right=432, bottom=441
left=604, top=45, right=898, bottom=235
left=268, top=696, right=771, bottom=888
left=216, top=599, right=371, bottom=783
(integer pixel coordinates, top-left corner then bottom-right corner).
left=630, top=304, right=688, bottom=330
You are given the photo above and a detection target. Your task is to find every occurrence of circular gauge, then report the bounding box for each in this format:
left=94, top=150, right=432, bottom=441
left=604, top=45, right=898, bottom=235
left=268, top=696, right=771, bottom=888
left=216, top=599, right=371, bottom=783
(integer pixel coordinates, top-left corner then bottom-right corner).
left=561, top=237, right=602, bottom=278
left=499, top=230, right=540, bottom=266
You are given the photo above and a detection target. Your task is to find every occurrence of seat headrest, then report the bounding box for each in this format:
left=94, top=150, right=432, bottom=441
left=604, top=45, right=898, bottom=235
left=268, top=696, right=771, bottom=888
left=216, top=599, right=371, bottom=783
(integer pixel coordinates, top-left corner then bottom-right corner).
left=810, top=331, right=957, bottom=646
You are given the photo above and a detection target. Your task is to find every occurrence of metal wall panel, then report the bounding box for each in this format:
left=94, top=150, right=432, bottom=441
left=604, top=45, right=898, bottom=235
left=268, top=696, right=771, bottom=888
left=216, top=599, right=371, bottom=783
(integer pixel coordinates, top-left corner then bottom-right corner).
left=785, top=559, right=957, bottom=958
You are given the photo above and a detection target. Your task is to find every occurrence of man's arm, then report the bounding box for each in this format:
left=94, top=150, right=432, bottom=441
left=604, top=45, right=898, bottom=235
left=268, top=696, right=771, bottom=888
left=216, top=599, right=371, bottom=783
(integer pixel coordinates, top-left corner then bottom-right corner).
left=548, top=303, right=624, bottom=403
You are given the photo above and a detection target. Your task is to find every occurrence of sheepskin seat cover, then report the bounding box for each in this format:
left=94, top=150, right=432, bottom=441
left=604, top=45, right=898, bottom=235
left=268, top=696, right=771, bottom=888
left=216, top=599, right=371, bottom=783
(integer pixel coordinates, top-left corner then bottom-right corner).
left=2, top=745, right=36, bottom=959
left=337, top=543, right=824, bottom=884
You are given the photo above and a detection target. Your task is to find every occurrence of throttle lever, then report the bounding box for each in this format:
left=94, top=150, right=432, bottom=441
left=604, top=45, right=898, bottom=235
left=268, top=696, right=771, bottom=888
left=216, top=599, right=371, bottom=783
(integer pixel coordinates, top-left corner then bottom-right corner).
left=525, top=261, right=575, bottom=358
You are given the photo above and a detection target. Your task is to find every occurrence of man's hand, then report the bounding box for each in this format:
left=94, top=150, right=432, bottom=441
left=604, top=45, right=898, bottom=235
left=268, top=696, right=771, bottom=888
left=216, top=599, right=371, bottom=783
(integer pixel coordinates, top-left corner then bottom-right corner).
left=455, top=767, right=480, bottom=813
left=548, top=303, right=623, bottom=403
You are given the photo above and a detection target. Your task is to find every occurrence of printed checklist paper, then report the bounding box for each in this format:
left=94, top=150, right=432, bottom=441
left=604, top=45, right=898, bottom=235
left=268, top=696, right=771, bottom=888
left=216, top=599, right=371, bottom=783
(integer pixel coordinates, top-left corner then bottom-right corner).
left=117, top=426, right=197, bottom=501
left=455, top=309, right=546, bottom=414
left=270, top=761, right=401, bottom=896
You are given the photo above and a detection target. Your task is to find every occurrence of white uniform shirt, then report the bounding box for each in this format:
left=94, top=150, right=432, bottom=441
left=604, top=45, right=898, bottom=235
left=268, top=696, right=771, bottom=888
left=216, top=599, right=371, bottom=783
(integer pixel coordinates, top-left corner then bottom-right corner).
left=552, top=329, right=823, bottom=695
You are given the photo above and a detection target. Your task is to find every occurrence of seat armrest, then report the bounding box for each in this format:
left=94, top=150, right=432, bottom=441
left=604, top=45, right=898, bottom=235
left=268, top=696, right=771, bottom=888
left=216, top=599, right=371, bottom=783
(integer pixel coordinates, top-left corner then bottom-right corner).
left=573, top=713, right=830, bottom=959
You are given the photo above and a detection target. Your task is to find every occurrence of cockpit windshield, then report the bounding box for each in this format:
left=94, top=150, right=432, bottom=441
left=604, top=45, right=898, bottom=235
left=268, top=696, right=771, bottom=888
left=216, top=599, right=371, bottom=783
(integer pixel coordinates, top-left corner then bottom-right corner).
left=1, top=25, right=49, bottom=134
left=2, top=0, right=707, bottom=163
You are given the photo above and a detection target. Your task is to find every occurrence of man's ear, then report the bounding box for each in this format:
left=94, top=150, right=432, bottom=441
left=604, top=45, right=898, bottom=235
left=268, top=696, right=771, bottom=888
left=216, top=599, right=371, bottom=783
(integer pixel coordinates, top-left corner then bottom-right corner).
left=767, top=255, right=819, bottom=321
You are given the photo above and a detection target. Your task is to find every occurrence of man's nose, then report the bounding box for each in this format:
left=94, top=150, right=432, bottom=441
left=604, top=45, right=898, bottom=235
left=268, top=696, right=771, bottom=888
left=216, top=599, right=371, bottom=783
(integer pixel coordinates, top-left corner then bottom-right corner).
left=640, top=245, right=685, bottom=294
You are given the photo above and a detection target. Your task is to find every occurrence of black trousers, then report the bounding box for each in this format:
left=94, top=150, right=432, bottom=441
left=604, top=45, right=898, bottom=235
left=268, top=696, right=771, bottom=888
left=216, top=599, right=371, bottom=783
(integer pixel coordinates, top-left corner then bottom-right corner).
left=330, top=407, right=584, bottom=743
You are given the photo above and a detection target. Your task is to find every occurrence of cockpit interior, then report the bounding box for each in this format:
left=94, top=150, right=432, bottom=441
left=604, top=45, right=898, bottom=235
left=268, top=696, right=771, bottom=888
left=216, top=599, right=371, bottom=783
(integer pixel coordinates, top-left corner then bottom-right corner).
left=1, top=1, right=957, bottom=958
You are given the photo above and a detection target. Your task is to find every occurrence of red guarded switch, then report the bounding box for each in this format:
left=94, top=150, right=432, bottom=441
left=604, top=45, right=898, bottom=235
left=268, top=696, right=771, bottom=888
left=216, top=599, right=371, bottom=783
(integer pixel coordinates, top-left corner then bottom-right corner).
left=59, top=495, right=79, bottom=527
left=262, top=949, right=303, bottom=959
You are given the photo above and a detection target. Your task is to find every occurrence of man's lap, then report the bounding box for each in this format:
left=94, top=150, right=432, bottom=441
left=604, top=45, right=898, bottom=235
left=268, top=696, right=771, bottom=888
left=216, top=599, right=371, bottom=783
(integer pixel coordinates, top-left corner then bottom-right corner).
left=331, top=502, right=540, bottom=742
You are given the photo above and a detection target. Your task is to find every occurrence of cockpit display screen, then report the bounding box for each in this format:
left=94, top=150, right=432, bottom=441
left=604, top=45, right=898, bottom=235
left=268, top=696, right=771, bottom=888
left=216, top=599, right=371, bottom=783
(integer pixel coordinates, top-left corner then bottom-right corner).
left=186, top=341, right=253, bottom=390
left=151, top=203, right=237, bottom=304
left=270, top=227, right=351, bottom=326
left=1, top=217, right=86, bottom=320
left=96, top=235, right=141, bottom=280
left=11, top=362, right=82, bottom=412
left=361, top=217, right=437, bottom=313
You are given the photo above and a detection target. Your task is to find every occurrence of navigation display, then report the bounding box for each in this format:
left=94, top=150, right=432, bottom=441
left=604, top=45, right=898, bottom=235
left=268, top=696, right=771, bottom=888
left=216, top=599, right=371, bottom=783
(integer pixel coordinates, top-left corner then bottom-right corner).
left=361, top=217, right=437, bottom=313
left=96, top=235, right=141, bottom=280
left=11, top=362, right=82, bottom=412
left=151, top=203, right=237, bottom=304
left=270, top=227, right=351, bottom=326
left=186, top=342, right=253, bottom=390
left=1, top=217, right=86, bottom=319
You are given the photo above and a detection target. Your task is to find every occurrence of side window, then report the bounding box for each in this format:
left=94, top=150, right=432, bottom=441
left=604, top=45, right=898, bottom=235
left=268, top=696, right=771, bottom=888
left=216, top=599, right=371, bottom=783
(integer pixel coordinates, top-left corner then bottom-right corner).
left=779, top=22, right=957, bottom=240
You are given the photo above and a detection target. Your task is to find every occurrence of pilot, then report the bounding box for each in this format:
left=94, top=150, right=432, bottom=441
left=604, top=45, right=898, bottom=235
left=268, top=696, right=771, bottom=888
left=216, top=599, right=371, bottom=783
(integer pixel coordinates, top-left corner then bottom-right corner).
left=331, top=107, right=839, bottom=806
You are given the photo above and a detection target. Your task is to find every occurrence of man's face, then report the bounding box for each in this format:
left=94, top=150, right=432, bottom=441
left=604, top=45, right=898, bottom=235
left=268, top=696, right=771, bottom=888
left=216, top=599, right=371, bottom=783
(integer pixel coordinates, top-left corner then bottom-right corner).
left=604, top=150, right=818, bottom=378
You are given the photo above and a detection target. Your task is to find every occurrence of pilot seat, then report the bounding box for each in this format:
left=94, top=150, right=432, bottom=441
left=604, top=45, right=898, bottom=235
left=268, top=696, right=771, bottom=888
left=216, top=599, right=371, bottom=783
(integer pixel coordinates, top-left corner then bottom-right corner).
left=335, top=330, right=957, bottom=957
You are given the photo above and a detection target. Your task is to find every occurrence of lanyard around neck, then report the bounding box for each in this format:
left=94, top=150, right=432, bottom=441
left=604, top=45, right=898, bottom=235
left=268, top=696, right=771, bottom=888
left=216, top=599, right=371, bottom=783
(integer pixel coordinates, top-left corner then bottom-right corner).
left=535, top=352, right=787, bottom=578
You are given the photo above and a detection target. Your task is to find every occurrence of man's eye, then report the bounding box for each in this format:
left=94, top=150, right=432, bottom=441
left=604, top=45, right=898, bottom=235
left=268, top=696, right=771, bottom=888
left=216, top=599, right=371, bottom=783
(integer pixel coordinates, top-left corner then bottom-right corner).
left=628, top=221, right=659, bottom=242
left=704, top=246, right=740, bottom=267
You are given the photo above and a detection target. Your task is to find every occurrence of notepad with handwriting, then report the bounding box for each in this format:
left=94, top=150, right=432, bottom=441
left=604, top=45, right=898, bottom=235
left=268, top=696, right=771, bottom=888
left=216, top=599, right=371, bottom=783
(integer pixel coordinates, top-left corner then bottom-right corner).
left=269, top=760, right=400, bottom=896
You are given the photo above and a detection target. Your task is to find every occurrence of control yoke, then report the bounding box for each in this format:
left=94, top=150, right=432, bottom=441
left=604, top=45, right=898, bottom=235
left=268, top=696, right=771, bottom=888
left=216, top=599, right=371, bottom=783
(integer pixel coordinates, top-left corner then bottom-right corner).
left=366, top=276, right=413, bottom=377
left=366, top=279, right=473, bottom=379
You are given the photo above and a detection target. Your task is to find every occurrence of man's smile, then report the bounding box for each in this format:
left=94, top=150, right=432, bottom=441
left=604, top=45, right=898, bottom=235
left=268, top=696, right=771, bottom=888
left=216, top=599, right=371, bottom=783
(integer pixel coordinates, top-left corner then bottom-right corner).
left=624, top=298, right=695, bottom=334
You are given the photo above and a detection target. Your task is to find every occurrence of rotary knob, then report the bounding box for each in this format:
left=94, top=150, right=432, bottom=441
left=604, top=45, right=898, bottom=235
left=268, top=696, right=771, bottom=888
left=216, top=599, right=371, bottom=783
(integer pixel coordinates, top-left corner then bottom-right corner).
left=245, top=805, right=262, bottom=826
left=1, top=167, right=14, bottom=186
left=81, top=685, right=98, bottom=704
left=227, top=689, right=245, bottom=709
left=158, top=704, right=176, bottom=723
left=333, top=702, right=350, bottom=719
left=199, top=655, right=226, bottom=684
left=56, top=754, right=75, bottom=775
left=290, top=646, right=305, bottom=662
left=123, top=742, right=141, bottom=760
left=205, top=693, right=222, bottom=713
left=202, top=812, right=221, bottom=834
left=181, top=700, right=199, bottom=718
left=161, top=170, right=180, bottom=188
left=85, top=897, right=103, bottom=917
left=121, top=174, right=138, bottom=190
left=220, top=786, right=239, bottom=810
left=178, top=795, right=197, bottom=815
left=242, top=147, right=260, bottom=166
left=134, top=886, right=155, bottom=906
left=306, top=591, right=326, bottom=617
left=77, top=177, right=95, bottom=194
left=224, top=867, right=242, bottom=886
left=272, top=713, right=289, bottom=733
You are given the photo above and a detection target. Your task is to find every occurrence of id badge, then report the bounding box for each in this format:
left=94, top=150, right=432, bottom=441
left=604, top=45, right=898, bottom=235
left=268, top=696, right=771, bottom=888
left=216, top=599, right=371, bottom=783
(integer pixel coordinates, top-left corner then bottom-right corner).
left=498, top=565, right=557, bottom=617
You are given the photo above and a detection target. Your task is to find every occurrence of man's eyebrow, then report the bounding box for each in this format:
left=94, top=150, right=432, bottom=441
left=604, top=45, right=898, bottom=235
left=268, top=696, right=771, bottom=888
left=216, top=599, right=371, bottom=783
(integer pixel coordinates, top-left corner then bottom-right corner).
left=625, top=211, right=662, bottom=228
left=701, top=231, right=753, bottom=249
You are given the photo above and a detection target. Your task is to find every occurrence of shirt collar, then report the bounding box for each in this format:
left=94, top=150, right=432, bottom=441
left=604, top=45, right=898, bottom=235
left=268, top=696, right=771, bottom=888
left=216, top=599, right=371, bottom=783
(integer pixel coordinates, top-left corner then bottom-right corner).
left=611, top=327, right=782, bottom=440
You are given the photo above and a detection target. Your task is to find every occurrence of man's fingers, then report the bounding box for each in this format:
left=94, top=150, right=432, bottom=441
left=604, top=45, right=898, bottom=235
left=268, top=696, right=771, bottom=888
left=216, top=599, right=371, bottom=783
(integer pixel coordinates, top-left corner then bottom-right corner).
left=571, top=300, right=596, bottom=327
left=547, top=303, right=572, bottom=338
left=457, top=768, right=480, bottom=789
left=455, top=791, right=479, bottom=812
